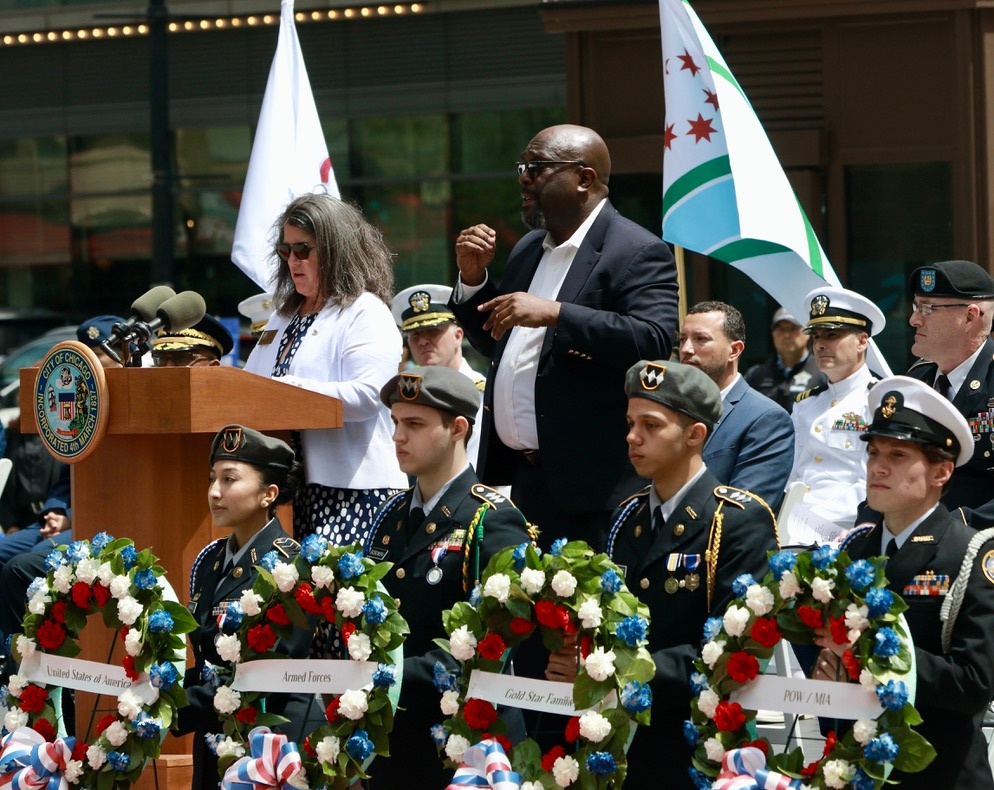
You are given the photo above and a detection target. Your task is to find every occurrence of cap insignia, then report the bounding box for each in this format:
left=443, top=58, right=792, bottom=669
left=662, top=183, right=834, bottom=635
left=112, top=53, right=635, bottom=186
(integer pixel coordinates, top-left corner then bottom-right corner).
left=87, top=325, right=101, bottom=340
left=919, top=269, right=936, bottom=293
left=398, top=373, right=422, bottom=401
left=409, top=291, right=431, bottom=314
left=880, top=393, right=899, bottom=420
left=810, top=294, right=829, bottom=317
left=221, top=427, right=243, bottom=453
left=639, top=362, right=666, bottom=391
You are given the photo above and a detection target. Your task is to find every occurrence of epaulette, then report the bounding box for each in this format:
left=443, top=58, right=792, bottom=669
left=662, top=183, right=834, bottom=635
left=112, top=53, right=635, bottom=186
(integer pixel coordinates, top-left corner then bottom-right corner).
left=714, top=486, right=759, bottom=509
left=362, top=488, right=411, bottom=555
left=470, top=483, right=514, bottom=509
left=618, top=485, right=651, bottom=508
left=605, top=487, right=650, bottom=557
left=272, top=535, right=299, bottom=559
left=839, top=524, right=874, bottom=551
left=795, top=384, right=827, bottom=403
left=190, top=538, right=226, bottom=598
left=474, top=378, right=486, bottom=392
left=907, top=358, right=934, bottom=372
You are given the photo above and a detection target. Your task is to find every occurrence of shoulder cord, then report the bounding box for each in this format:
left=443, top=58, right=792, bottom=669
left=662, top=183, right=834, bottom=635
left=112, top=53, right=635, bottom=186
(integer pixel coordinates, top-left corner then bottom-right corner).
left=462, top=503, right=490, bottom=595
left=706, top=505, right=723, bottom=611
left=940, top=527, right=994, bottom=653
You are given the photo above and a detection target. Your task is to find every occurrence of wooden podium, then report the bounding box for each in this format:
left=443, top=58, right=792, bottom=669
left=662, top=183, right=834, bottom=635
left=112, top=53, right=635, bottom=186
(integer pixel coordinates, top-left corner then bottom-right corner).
left=20, top=365, right=341, bottom=787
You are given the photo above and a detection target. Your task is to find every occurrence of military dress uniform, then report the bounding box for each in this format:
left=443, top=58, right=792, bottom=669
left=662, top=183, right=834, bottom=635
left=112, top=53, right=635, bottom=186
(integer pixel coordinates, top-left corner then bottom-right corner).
left=607, top=471, right=778, bottom=789
left=362, top=467, right=531, bottom=788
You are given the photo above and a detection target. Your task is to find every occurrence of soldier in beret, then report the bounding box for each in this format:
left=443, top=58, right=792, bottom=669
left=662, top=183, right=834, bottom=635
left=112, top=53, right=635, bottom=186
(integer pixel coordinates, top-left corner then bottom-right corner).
left=365, top=365, right=533, bottom=788
left=176, top=425, right=313, bottom=790
left=150, top=313, right=234, bottom=367
left=816, top=377, right=994, bottom=788
left=549, top=360, right=777, bottom=788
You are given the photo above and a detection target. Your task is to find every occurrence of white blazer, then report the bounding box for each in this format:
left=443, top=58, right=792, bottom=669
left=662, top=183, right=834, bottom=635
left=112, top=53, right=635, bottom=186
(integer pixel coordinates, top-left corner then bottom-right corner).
left=245, top=292, right=407, bottom=490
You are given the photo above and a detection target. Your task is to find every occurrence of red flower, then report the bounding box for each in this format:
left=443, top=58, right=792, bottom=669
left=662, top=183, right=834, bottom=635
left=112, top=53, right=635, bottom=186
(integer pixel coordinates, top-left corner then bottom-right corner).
left=841, top=649, right=861, bottom=680
left=483, top=732, right=512, bottom=754
left=829, top=616, right=849, bottom=646
left=37, top=620, right=66, bottom=650
left=477, top=633, right=507, bottom=661
left=320, top=596, right=336, bottom=621
left=31, top=718, right=55, bottom=742
left=120, top=626, right=130, bottom=640
left=509, top=617, right=534, bottom=635
left=303, top=736, right=316, bottom=757
left=267, top=604, right=290, bottom=626
left=71, top=741, right=88, bottom=762
left=745, top=739, right=769, bottom=756
left=247, top=624, right=277, bottom=653
left=750, top=618, right=781, bottom=648
left=726, top=651, right=760, bottom=683
left=95, top=714, right=117, bottom=735
left=564, top=716, right=580, bottom=743
left=797, top=605, right=823, bottom=630
left=325, top=698, right=340, bottom=722
left=235, top=706, right=258, bottom=725
left=71, top=582, right=92, bottom=609
left=541, top=745, right=566, bottom=773
left=463, top=698, right=498, bottom=730
left=92, top=584, right=111, bottom=608
left=341, top=622, right=356, bottom=643
left=801, top=761, right=819, bottom=778
left=122, top=655, right=139, bottom=681
left=579, top=635, right=593, bottom=659
left=51, top=601, right=67, bottom=624
left=562, top=615, right=578, bottom=636
left=18, top=684, right=49, bottom=714
left=713, top=701, right=746, bottom=733
left=295, top=584, right=322, bottom=615
left=535, top=601, right=570, bottom=631
left=822, top=730, right=837, bottom=758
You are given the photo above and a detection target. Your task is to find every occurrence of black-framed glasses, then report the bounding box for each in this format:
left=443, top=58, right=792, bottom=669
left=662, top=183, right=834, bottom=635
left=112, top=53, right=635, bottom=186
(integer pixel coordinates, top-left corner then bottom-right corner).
left=276, top=242, right=316, bottom=261
left=515, top=160, right=584, bottom=178
left=911, top=302, right=972, bottom=316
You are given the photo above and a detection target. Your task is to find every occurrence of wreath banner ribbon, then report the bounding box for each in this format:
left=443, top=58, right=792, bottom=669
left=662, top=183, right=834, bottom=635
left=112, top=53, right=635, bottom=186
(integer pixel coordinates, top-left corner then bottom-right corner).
left=446, top=739, right=522, bottom=790
left=715, top=747, right=802, bottom=790
left=0, top=727, right=77, bottom=790
left=465, top=670, right=583, bottom=716
left=18, top=652, right=157, bottom=705
left=730, top=675, right=881, bottom=719
left=221, top=727, right=306, bottom=790
left=230, top=659, right=377, bottom=695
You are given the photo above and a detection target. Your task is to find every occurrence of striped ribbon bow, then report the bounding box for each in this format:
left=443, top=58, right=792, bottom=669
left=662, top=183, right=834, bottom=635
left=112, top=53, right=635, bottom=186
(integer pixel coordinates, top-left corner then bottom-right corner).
left=221, top=727, right=306, bottom=790
left=0, top=726, right=76, bottom=790
left=446, top=739, right=521, bottom=790
left=714, top=747, right=803, bottom=790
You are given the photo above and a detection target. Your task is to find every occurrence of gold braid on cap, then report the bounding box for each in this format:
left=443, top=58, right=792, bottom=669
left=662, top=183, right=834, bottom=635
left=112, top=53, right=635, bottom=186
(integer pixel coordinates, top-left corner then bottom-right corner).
left=152, top=328, right=223, bottom=355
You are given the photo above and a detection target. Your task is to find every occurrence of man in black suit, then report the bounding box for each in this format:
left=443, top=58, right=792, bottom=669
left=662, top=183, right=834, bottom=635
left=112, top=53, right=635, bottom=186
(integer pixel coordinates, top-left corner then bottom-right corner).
left=451, top=124, right=678, bottom=551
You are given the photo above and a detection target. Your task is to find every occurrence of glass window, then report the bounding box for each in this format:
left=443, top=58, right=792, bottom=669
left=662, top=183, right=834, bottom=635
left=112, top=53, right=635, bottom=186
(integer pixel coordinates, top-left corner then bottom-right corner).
left=351, top=116, right=447, bottom=179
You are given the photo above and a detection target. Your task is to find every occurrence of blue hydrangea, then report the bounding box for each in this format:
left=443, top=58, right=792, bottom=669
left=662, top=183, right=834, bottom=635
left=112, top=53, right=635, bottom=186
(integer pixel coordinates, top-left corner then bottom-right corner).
left=259, top=551, right=279, bottom=571
left=865, top=587, right=894, bottom=618
left=372, top=664, right=397, bottom=689
left=432, top=661, right=459, bottom=693
left=873, top=627, right=900, bottom=658
left=133, top=569, right=157, bottom=591
left=769, top=550, right=797, bottom=580
left=850, top=768, right=876, bottom=790
left=134, top=712, right=162, bottom=740
left=120, top=545, right=138, bottom=570
left=26, top=577, right=45, bottom=599
left=812, top=544, right=839, bottom=570
left=682, top=720, right=699, bottom=746
left=616, top=615, right=648, bottom=647
left=600, top=568, right=623, bottom=593
left=702, top=616, right=723, bottom=642
left=91, top=532, right=114, bottom=553
left=876, top=679, right=909, bottom=711
left=864, top=732, right=899, bottom=763
left=66, top=541, right=89, bottom=563
left=689, top=672, right=709, bottom=695
left=345, top=729, right=374, bottom=761
left=688, top=767, right=712, bottom=790
left=430, top=724, right=449, bottom=746
left=301, top=534, right=329, bottom=564
left=468, top=584, right=482, bottom=607
left=150, top=662, right=179, bottom=691
left=362, top=595, right=388, bottom=625
left=43, top=550, right=65, bottom=571
left=512, top=542, right=529, bottom=570
left=107, top=752, right=130, bottom=771
left=845, top=560, right=876, bottom=592
left=220, top=603, right=243, bottom=634
left=203, top=733, right=224, bottom=755
left=732, top=573, right=756, bottom=597
left=550, top=538, right=567, bottom=556
left=201, top=662, right=221, bottom=690
left=621, top=681, right=652, bottom=714
left=586, top=752, right=617, bottom=776
left=148, top=609, right=174, bottom=634
left=338, top=552, right=366, bottom=580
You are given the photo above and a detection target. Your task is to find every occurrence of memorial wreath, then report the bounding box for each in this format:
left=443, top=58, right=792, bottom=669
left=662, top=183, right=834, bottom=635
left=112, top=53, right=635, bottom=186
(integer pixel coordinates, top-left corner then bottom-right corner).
left=688, top=545, right=935, bottom=790
left=1, top=532, right=194, bottom=790
left=209, top=535, right=409, bottom=790
left=436, top=538, right=655, bottom=789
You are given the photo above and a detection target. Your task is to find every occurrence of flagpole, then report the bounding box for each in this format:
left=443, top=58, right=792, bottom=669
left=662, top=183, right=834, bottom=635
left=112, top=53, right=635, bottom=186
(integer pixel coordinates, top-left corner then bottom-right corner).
left=675, top=244, right=688, bottom=331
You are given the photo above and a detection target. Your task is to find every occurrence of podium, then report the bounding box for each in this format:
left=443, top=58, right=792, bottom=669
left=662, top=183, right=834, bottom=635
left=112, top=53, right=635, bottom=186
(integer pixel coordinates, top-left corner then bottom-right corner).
left=20, top=365, right=341, bottom=785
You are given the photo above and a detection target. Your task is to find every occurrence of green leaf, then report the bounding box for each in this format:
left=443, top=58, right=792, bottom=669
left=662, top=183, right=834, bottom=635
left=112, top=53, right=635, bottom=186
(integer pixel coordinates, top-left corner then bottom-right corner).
left=892, top=728, right=937, bottom=773
left=163, top=600, right=198, bottom=634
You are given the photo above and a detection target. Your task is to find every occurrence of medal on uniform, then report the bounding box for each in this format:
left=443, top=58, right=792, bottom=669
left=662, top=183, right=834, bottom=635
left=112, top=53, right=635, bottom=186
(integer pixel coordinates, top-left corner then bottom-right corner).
left=685, top=554, right=701, bottom=592
left=427, top=566, right=443, bottom=585
left=427, top=540, right=452, bottom=585
left=665, top=554, right=680, bottom=594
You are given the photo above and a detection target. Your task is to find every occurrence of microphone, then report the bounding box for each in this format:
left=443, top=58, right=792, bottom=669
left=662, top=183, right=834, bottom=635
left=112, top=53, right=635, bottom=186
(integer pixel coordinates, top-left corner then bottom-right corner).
left=99, top=285, right=177, bottom=363
left=101, top=291, right=207, bottom=364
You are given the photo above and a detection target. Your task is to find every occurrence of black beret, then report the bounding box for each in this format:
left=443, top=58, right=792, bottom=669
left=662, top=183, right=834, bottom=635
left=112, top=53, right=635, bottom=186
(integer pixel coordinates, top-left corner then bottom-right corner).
left=210, top=425, right=294, bottom=471
left=380, top=365, right=480, bottom=422
left=624, top=359, right=723, bottom=430
left=909, top=260, right=994, bottom=299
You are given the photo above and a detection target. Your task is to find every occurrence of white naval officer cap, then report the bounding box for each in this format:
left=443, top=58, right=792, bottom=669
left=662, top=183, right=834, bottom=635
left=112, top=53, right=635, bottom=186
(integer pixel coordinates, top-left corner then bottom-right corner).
left=802, top=286, right=885, bottom=337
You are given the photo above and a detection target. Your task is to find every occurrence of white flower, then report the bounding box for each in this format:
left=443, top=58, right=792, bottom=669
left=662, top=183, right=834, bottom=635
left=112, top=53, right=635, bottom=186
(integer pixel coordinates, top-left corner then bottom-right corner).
left=14, top=636, right=35, bottom=660
left=698, top=689, right=719, bottom=719
left=64, top=759, right=83, bottom=783
left=97, top=561, right=115, bottom=586
left=811, top=576, right=835, bottom=604
left=52, top=565, right=75, bottom=594
left=859, top=668, right=878, bottom=692
left=124, top=629, right=143, bottom=658
left=215, top=738, right=245, bottom=759
left=286, top=770, right=309, bottom=790
left=822, top=759, right=855, bottom=789
left=86, top=744, right=107, bottom=770
left=338, top=689, right=368, bottom=720
left=779, top=570, right=802, bottom=599
left=577, top=598, right=603, bottom=629
left=578, top=711, right=611, bottom=742
left=3, top=707, right=27, bottom=731
left=316, top=735, right=340, bottom=764
left=347, top=632, right=372, bottom=662
left=104, top=720, right=128, bottom=747
left=449, top=625, right=478, bottom=661
left=117, top=689, right=144, bottom=719
left=117, top=595, right=143, bottom=626
left=483, top=573, right=512, bottom=603
left=701, top=640, right=726, bottom=670
left=75, top=557, right=100, bottom=584
left=745, top=584, right=774, bottom=616
left=551, top=570, right=577, bottom=598
left=440, top=690, right=460, bottom=716
left=584, top=647, right=616, bottom=682
left=335, top=587, right=365, bottom=619
left=240, top=590, right=264, bottom=617
left=272, top=562, right=299, bottom=593
left=445, top=733, right=471, bottom=763
left=853, top=718, right=878, bottom=745
left=722, top=605, right=751, bottom=638
left=110, top=574, right=131, bottom=599
left=7, top=674, right=27, bottom=698
left=311, top=565, right=335, bottom=590
left=844, top=603, right=869, bottom=646
left=215, top=633, right=241, bottom=663
left=27, top=588, right=50, bottom=616
left=213, top=686, right=241, bottom=715
left=519, top=568, right=546, bottom=596
left=704, top=737, right=725, bottom=762
left=520, top=783, right=544, bottom=790
left=552, top=755, right=580, bottom=787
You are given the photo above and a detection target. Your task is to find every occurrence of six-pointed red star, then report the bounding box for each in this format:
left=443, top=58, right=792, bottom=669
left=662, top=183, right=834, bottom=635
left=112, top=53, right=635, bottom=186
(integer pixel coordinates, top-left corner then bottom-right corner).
left=687, top=113, right=717, bottom=143
left=664, top=123, right=677, bottom=150
left=703, top=88, right=719, bottom=111
left=677, top=49, right=700, bottom=76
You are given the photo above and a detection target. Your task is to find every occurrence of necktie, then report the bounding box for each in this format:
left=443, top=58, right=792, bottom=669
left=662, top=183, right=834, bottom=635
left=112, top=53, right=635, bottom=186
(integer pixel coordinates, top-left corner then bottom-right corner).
left=935, top=374, right=952, bottom=400
left=885, top=538, right=897, bottom=559
left=409, top=506, right=426, bottom=531
left=651, top=507, right=664, bottom=536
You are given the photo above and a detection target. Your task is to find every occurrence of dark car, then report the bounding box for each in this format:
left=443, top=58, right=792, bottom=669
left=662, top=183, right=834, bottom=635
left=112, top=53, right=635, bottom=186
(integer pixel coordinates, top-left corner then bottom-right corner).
left=0, top=325, right=79, bottom=427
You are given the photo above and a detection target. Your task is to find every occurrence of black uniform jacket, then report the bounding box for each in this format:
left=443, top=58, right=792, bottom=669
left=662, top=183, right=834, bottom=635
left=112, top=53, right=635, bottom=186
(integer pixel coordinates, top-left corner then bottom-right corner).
left=844, top=507, right=994, bottom=789
left=362, top=467, right=530, bottom=788
left=607, top=470, right=778, bottom=789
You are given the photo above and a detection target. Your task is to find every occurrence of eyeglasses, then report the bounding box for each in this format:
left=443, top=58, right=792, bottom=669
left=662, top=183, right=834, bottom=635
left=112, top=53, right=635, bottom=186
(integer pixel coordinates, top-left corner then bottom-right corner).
left=515, top=160, right=584, bottom=178
left=152, top=351, right=215, bottom=368
left=911, top=302, right=972, bottom=316
left=276, top=242, right=316, bottom=261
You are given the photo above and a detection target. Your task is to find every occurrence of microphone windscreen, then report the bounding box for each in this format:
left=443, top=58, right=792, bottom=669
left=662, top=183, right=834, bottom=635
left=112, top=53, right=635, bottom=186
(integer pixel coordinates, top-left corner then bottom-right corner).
left=130, top=285, right=177, bottom=321
left=157, top=291, right=207, bottom=331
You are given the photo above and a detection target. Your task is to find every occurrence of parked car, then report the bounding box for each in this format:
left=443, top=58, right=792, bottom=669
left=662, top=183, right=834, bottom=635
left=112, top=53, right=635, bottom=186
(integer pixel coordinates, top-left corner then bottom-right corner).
left=0, top=325, right=79, bottom=428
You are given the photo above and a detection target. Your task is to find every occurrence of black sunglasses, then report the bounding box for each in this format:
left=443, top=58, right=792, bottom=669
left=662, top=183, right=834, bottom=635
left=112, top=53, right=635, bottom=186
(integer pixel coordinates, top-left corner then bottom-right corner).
left=276, top=242, right=316, bottom=261
left=515, top=160, right=584, bottom=177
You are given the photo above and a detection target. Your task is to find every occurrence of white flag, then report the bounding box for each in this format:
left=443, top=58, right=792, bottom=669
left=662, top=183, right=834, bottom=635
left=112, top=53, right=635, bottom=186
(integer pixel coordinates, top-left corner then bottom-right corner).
left=231, top=0, right=339, bottom=289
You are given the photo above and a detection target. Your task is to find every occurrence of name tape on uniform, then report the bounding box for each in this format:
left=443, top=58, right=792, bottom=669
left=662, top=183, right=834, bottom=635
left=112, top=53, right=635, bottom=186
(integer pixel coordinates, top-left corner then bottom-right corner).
left=231, top=659, right=379, bottom=694
left=467, top=670, right=606, bottom=716
left=20, top=652, right=158, bottom=704
left=731, top=676, right=881, bottom=720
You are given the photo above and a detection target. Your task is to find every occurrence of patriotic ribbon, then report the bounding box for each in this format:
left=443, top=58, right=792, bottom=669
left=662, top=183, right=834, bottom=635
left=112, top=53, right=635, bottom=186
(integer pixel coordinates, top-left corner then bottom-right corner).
left=0, top=726, right=76, bottom=790
left=714, top=747, right=803, bottom=790
left=221, top=727, right=306, bottom=790
left=446, top=739, right=521, bottom=790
